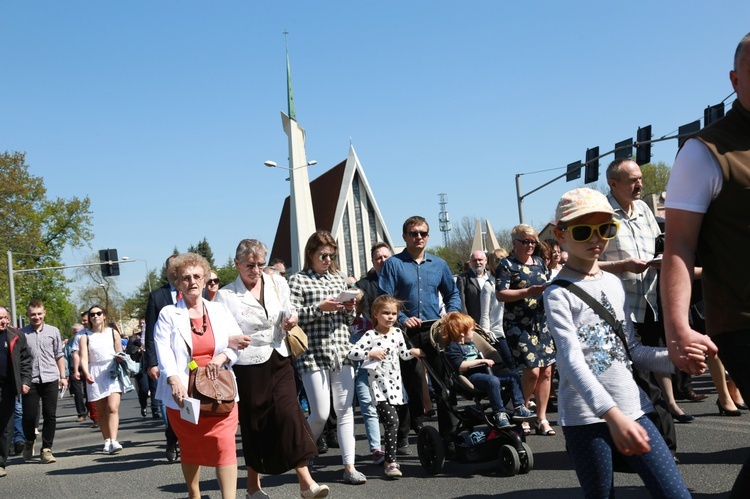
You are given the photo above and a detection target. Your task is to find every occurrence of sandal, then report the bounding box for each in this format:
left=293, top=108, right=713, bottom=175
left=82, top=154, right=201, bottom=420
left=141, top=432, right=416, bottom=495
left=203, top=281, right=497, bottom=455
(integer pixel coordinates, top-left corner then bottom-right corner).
left=384, top=462, right=402, bottom=479
left=521, top=422, right=532, bottom=435
left=535, top=419, right=556, bottom=436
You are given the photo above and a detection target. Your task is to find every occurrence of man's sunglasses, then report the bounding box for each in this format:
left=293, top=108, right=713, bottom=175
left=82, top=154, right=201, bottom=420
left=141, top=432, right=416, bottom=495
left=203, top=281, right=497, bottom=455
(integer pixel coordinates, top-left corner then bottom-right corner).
left=407, top=231, right=429, bottom=238
left=559, top=221, right=619, bottom=242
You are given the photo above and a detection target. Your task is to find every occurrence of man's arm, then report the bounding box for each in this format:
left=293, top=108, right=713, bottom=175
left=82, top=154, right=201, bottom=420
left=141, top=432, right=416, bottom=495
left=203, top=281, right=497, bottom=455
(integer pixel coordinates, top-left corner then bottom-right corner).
left=662, top=208, right=717, bottom=373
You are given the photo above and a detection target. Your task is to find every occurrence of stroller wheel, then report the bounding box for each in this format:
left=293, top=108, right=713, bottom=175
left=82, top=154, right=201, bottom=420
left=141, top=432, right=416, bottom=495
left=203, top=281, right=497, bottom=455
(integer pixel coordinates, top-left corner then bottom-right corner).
left=498, top=444, right=521, bottom=476
left=417, top=426, right=445, bottom=475
left=519, top=442, right=534, bottom=474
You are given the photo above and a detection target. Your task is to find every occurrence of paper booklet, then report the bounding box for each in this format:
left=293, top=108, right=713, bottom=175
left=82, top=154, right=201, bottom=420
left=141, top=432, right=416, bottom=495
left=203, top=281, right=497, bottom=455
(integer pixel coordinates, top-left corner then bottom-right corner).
left=180, top=397, right=200, bottom=424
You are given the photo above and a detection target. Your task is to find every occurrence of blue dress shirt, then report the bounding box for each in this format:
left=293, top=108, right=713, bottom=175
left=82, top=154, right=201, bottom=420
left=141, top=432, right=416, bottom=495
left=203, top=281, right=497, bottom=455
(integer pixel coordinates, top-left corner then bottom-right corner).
left=378, top=250, right=461, bottom=324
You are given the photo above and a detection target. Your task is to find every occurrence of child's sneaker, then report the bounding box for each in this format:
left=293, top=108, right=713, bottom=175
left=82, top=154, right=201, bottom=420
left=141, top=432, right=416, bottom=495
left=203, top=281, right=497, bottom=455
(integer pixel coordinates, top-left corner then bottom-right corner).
left=372, top=449, right=385, bottom=465
left=492, top=412, right=511, bottom=429
left=512, top=405, right=537, bottom=422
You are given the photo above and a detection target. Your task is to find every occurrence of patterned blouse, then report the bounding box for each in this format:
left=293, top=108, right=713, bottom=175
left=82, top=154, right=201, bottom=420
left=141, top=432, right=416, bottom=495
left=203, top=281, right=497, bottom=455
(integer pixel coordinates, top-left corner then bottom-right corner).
left=289, top=269, right=356, bottom=374
left=496, top=254, right=550, bottom=336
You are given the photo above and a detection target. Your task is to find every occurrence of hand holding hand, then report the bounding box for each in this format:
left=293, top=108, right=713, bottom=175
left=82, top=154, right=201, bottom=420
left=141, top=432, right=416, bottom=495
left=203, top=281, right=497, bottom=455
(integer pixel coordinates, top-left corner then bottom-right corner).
left=668, top=327, right=718, bottom=375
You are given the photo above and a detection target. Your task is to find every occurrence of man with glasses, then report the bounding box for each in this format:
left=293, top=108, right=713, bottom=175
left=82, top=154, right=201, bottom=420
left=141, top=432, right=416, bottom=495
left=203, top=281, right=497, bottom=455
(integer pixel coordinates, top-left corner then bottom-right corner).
left=379, top=216, right=461, bottom=452
left=598, top=158, right=680, bottom=460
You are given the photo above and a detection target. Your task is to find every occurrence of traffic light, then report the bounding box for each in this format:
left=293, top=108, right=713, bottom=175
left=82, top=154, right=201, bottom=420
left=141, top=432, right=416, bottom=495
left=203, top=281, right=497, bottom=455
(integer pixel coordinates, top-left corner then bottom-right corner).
left=99, top=249, right=120, bottom=277
left=566, top=160, right=581, bottom=182
left=585, top=147, right=599, bottom=184
left=704, top=103, right=725, bottom=126
left=678, top=120, right=700, bottom=149
left=635, top=126, right=652, bottom=166
left=614, top=138, right=633, bottom=160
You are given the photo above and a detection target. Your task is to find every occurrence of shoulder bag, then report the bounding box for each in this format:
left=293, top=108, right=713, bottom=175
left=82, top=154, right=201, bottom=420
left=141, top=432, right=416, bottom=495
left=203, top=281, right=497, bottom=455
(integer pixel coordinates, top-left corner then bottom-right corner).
left=268, top=275, right=309, bottom=357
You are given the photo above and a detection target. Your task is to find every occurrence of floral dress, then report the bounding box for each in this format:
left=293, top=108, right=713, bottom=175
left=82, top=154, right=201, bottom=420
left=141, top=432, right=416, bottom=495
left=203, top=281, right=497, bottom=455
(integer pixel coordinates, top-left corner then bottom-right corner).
left=496, top=255, right=556, bottom=368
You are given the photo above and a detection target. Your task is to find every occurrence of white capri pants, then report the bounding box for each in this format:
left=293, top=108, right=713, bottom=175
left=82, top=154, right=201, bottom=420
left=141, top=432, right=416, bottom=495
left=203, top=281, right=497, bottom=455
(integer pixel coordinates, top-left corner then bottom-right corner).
left=301, top=365, right=356, bottom=466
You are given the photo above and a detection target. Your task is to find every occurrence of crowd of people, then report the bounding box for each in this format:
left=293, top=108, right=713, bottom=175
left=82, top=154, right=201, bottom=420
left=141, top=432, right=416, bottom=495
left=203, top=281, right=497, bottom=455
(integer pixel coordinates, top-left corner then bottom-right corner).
left=2, top=30, right=750, bottom=499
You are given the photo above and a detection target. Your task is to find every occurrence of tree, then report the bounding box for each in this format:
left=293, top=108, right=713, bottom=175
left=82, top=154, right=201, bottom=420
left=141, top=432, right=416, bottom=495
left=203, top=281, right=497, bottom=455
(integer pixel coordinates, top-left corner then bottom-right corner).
left=0, top=151, right=93, bottom=332
left=122, top=269, right=159, bottom=322
left=188, top=238, right=215, bottom=268
left=216, top=257, right=239, bottom=287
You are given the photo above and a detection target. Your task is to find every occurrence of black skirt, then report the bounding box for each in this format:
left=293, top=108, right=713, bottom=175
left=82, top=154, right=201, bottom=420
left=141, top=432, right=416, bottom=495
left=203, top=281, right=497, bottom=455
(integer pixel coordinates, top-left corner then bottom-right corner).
left=234, top=350, right=317, bottom=474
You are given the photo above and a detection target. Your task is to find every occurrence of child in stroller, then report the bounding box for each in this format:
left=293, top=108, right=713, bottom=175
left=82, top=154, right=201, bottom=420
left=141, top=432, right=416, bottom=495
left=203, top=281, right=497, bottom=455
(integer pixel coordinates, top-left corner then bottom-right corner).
left=414, top=313, right=535, bottom=476
left=441, top=312, right=536, bottom=428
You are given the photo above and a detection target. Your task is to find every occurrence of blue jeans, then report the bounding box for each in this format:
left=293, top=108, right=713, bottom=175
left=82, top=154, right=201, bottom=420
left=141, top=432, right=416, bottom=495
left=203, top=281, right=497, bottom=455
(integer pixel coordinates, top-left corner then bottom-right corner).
left=13, top=396, right=24, bottom=443
left=468, top=370, right=525, bottom=413
left=563, top=415, right=690, bottom=499
left=354, top=362, right=381, bottom=451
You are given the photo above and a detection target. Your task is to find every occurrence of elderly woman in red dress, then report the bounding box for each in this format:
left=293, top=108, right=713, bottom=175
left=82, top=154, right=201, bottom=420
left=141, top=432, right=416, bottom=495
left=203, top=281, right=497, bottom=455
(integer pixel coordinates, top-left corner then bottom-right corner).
left=154, top=253, right=245, bottom=499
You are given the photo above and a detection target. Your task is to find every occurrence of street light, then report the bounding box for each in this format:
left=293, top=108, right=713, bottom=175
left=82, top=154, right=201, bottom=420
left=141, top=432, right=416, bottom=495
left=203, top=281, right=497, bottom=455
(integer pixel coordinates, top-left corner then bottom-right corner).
left=264, top=160, right=317, bottom=171
left=122, top=256, right=152, bottom=293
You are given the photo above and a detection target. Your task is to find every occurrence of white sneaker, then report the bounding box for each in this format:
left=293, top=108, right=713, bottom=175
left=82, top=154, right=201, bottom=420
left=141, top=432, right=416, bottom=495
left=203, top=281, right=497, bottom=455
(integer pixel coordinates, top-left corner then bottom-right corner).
left=103, top=440, right=111, bottom=454
left=109, top=440, right=122, bottom=454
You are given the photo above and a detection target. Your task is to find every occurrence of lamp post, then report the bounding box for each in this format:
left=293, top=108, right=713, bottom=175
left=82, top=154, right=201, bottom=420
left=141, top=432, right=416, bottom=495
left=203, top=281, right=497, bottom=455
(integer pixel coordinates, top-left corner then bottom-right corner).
left=122, top=257, right=152, bottom=293
left=263, top=159, right=318, bottom=273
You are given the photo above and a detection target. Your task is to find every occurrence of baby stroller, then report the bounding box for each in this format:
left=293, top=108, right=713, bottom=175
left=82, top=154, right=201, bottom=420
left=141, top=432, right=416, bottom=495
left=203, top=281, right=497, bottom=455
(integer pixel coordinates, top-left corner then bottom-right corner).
left=414, top=319, right=534, bottom=477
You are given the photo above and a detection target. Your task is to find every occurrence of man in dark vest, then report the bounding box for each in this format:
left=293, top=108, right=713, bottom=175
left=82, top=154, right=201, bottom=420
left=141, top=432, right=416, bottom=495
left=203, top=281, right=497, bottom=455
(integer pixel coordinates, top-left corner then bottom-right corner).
left=456, top=250, right=491, bottom=323
left=663, top=32, right=750, bottom=498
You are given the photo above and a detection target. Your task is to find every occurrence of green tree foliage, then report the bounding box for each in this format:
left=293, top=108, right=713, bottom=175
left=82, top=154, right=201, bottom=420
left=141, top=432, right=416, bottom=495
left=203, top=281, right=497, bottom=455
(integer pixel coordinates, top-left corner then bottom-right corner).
left=216, top=257, right=239, bottom=287
left=430, top=216, right=517, bottom=275
left=0, top=151, right=93, bottom=331
left=122, top=269, right=159, bottom=321
left=188, top=238, right=215, bottom=268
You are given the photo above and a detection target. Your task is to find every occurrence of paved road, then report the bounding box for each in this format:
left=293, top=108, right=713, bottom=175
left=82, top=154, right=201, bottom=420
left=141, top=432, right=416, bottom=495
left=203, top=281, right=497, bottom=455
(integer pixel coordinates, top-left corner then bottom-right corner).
left=1, top=373, right=748, bottom=498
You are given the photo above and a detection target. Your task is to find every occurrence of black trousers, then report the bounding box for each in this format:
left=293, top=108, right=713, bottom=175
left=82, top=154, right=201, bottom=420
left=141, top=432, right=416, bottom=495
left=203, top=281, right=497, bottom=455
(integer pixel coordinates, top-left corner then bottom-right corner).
left=68, top=375, right=86, bottom=417
left=22, top=381, right=59, bottom=449
left=714, top=330, right=750, bottom=499
left=0, top=382, right=17, bottom=467
left=134, top=372, right=158, bottom=413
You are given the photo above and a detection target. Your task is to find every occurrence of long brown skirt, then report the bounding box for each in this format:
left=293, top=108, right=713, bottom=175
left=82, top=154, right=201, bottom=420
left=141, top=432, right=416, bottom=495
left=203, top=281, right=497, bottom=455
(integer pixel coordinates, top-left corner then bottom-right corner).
left=234, top=351, right=317, bottom=475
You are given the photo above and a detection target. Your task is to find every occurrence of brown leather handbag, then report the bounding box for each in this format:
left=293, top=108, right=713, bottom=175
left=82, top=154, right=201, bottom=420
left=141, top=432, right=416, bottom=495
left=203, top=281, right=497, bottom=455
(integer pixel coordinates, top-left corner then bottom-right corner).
left=188, top=367, right=236, bottom=415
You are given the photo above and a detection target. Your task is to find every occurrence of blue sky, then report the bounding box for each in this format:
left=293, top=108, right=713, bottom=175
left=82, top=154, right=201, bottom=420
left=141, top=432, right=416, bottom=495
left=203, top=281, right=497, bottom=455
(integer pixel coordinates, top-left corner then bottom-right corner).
left=2, top=1, right=748, bottom=300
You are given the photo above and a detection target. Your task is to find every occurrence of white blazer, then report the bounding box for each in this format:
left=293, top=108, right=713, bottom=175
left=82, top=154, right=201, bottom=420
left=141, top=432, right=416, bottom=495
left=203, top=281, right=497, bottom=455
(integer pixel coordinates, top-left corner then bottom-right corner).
left=154, top=298, right=241, bottom=410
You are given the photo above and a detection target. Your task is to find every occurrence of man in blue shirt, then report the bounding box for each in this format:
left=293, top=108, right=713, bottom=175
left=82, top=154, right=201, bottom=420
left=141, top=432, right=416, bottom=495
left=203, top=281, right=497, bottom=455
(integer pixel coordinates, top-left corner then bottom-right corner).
left=379, top=216, right=461, bottom=449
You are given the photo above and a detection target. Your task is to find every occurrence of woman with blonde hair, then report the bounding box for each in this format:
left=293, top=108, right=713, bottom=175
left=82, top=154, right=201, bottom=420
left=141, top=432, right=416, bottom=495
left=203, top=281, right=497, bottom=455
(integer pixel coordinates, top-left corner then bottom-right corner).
left=495, top=224, right=557, bottom=436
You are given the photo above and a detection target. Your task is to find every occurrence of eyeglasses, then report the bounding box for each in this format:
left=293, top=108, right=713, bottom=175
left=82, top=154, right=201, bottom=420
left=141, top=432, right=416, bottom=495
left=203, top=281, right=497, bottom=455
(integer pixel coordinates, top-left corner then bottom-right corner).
left=207, top=278, right=220, bottom=285
left=244, top=262, right=265, bottom=270
left=407, top=231, right=429, bottom=238
left=559, top=221, right=620, bottom=242
left=514, top=239, right=538, bottom=246
left=90, top=311, right=104, bottom=317
left=318, top=253, right=337, bottom=261
left=180, top=274, right=204, bottom=283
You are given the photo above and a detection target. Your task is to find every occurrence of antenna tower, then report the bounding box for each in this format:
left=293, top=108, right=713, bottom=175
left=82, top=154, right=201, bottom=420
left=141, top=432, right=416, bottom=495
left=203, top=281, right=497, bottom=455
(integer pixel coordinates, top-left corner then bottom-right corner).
left=438, top=193, right=451, bottom=247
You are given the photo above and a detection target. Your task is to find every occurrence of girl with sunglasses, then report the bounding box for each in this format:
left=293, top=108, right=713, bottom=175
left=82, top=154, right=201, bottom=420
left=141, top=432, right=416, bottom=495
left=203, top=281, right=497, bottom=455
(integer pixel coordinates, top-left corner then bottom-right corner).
left=543, top=188, right=704, bottom=498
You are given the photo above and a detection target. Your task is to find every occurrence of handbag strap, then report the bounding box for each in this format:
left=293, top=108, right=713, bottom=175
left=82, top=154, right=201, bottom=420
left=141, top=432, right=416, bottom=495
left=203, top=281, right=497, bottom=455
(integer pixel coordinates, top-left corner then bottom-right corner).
left=548, top=279, right=651, bottom=393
